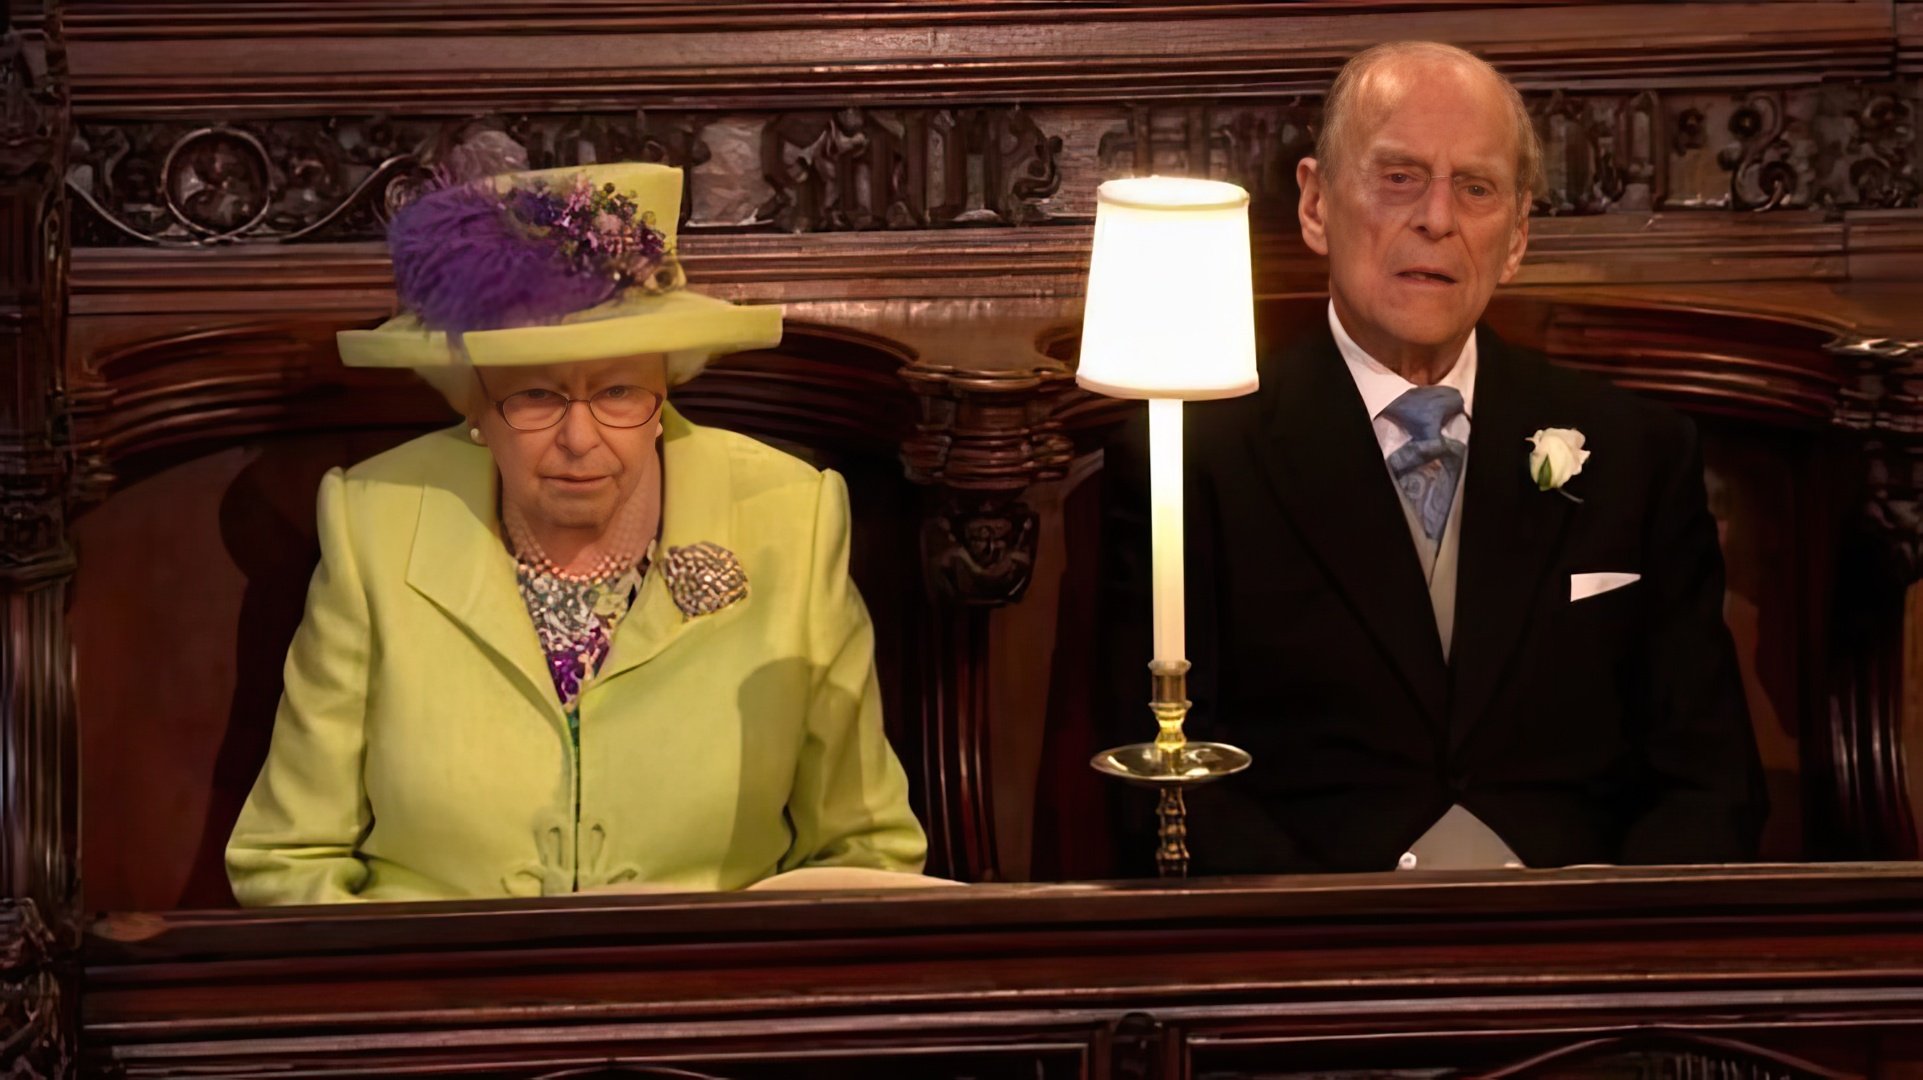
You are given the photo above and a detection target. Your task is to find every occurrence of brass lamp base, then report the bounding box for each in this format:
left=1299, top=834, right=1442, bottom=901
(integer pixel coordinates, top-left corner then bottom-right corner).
left=1091, top=660, right=1251, bottom=878
left=1090, top=741, right=1253, bottom=787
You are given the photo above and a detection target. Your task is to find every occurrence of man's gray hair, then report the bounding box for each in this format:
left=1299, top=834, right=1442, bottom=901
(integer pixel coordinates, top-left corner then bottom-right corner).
left=1315, top=41, right=1542, bottom=209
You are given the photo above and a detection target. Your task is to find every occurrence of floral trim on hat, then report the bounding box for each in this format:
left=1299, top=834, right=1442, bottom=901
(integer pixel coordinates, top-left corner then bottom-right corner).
left=387, top=171, right=683, bottom=336
left=504, top=174, right=670, bottom=290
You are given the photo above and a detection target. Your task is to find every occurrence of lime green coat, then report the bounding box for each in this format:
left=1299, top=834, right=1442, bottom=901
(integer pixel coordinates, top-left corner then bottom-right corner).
left=227, top=406, right=927, bottom=905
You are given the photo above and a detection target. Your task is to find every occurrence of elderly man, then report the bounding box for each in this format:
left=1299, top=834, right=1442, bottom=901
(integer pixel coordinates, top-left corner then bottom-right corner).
left=1098, top=41, right=1766, bottom=874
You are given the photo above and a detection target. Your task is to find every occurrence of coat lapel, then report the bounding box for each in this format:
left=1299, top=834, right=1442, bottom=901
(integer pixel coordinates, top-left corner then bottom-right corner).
left=1249, top=322, right=1450, bottom=728
left=1448, top=328, right=1577, bottom=749
left=596, top=404, right=747, bottom=684
left=404, top=430, right=567, bottom=729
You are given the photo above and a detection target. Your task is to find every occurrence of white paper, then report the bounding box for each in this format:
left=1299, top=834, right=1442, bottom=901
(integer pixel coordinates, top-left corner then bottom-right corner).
left=1570, top=571, right=1640, bottom=602
left=576, top=867, right=963, bottom=896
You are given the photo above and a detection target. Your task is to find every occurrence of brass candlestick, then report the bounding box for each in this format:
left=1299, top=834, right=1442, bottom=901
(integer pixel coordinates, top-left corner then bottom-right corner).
left=1091, top=659, right=1251, bottom=877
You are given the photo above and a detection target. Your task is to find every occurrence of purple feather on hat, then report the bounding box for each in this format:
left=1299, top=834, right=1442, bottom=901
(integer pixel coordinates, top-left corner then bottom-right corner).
left=388, top=183, right=619, bottom=334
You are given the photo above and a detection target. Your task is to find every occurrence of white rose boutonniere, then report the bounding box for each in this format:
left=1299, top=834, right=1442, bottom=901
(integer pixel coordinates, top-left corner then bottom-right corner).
left=1527, top=427, right=1590, bottom=501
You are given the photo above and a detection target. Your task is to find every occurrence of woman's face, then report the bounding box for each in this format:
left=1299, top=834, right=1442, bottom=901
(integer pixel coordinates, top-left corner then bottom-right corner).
left=472, top=353, right=669, bottom=533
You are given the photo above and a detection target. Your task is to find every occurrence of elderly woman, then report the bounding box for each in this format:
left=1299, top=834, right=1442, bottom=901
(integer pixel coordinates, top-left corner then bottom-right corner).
left=227, top=162, right=927, bottom=904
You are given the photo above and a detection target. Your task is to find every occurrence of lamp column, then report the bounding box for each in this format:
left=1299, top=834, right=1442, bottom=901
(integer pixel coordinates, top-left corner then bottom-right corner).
left=1077, top=175, right=1260, bottom=878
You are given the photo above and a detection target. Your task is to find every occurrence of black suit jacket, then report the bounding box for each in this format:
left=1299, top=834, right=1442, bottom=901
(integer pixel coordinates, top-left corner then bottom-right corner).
left=1098, top=319, right=1768, bottom=875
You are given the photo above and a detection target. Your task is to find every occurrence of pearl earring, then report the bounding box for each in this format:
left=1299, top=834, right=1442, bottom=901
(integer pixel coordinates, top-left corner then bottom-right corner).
left=468, top=427, right=486, bottom=445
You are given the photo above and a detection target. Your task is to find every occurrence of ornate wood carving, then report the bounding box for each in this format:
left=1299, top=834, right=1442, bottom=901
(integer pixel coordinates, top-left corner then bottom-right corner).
left=61, top=79, right=1918, bottom=247
left=63, top=113, right=724, bottom=247
left=758, top=107, right=1064, bottom=233
left=1083, top=84, right=1922, bottom=218
left=65, top=105, right=1071, bottom=244
left=0, top=6, right=75, bottom=1076
left=0, top=902, right=62, bottom=1080
left=1107, top=1012, right=1168, bottom=1080
left=894, top=360, right=1074, bottom=880
left=1835, top=336, right=1923, bottom=580
left=901, top=364, right=1074, bottom=607
left=0, top=22, right=72, bottom=568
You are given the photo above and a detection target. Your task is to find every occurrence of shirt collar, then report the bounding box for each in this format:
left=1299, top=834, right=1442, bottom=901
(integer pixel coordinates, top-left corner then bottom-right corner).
left=1328, top=300, right=1477, bottom=423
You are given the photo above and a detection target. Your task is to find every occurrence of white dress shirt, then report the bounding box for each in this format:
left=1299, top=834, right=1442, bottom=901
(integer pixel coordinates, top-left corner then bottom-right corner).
left=1328, top=301, right=1477, bottom=459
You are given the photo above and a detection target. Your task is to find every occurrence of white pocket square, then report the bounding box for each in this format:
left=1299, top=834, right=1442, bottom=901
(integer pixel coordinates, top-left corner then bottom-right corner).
left=1570, top=571, right=1640, bottom=602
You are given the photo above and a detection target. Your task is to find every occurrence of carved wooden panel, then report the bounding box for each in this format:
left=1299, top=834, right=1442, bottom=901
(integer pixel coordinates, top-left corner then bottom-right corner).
left=61, top=82, right=1919, bottom=249
left=0, top=902, right=64, bottom=1079
left=0, top=9, right=75, bottom=1078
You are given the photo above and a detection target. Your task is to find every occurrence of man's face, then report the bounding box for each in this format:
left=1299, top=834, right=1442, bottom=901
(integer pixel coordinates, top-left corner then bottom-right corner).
left=1298, top=59, right=1530, bottom=361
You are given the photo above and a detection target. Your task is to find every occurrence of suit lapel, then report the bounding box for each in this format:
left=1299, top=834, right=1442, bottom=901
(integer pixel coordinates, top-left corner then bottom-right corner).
left=595, top=404, right=747, bottom=684
left=1249, top=322, right=1450, bottom=728
left=1448, top=328, right=1577, bottom=749
left=405, top=430, right=568, bottom=730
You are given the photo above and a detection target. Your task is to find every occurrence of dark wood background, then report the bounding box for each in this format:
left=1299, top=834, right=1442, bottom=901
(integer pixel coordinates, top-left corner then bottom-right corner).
left=4, top=0, right=1923, bottom=1075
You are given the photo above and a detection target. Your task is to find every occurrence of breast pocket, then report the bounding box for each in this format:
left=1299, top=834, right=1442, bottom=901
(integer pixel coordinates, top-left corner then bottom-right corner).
left=1559, top=570, right=1644, bottom=653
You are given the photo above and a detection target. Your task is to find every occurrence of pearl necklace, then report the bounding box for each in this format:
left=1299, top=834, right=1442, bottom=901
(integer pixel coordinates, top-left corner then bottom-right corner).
left=512, top=542, right=637, bottom=584
left=502, top=494, right=654, bottom=585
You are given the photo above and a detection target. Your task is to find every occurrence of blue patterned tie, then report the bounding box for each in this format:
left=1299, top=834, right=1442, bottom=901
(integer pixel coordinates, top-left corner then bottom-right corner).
left=1383, top=386, right=1467, bottom=542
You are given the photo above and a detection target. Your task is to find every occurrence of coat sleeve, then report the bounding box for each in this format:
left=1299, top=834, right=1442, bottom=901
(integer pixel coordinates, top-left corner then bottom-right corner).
left=226, top=468, right=376, bottom=905
left=780, top=468, right=930, bottom=874
left=1619, top=412, right=1768, bottom=863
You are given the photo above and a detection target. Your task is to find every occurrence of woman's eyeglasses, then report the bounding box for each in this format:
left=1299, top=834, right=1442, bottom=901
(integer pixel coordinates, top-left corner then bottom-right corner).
left=489, top=383, right=665, bottom=431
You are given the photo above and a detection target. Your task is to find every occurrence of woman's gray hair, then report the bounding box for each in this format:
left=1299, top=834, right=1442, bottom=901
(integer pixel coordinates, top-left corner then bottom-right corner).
left=1315, top=41, right=1542, bottom=210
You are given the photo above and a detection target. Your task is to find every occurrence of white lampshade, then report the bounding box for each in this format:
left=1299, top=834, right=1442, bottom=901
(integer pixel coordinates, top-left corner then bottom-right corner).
left=1076, top=176, right=1258, bottom=400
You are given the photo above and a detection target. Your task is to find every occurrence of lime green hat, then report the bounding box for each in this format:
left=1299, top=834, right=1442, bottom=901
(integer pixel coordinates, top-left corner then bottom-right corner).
left=338, top=161, right=782, bottom=404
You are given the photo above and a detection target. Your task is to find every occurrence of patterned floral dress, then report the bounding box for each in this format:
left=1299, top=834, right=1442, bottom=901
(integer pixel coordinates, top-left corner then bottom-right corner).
left=513, top=557, right=647, bottom=749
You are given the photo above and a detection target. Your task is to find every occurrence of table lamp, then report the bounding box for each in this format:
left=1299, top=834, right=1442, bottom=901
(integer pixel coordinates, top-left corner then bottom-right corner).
left=1080, top=176, right=1259, bottom=878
